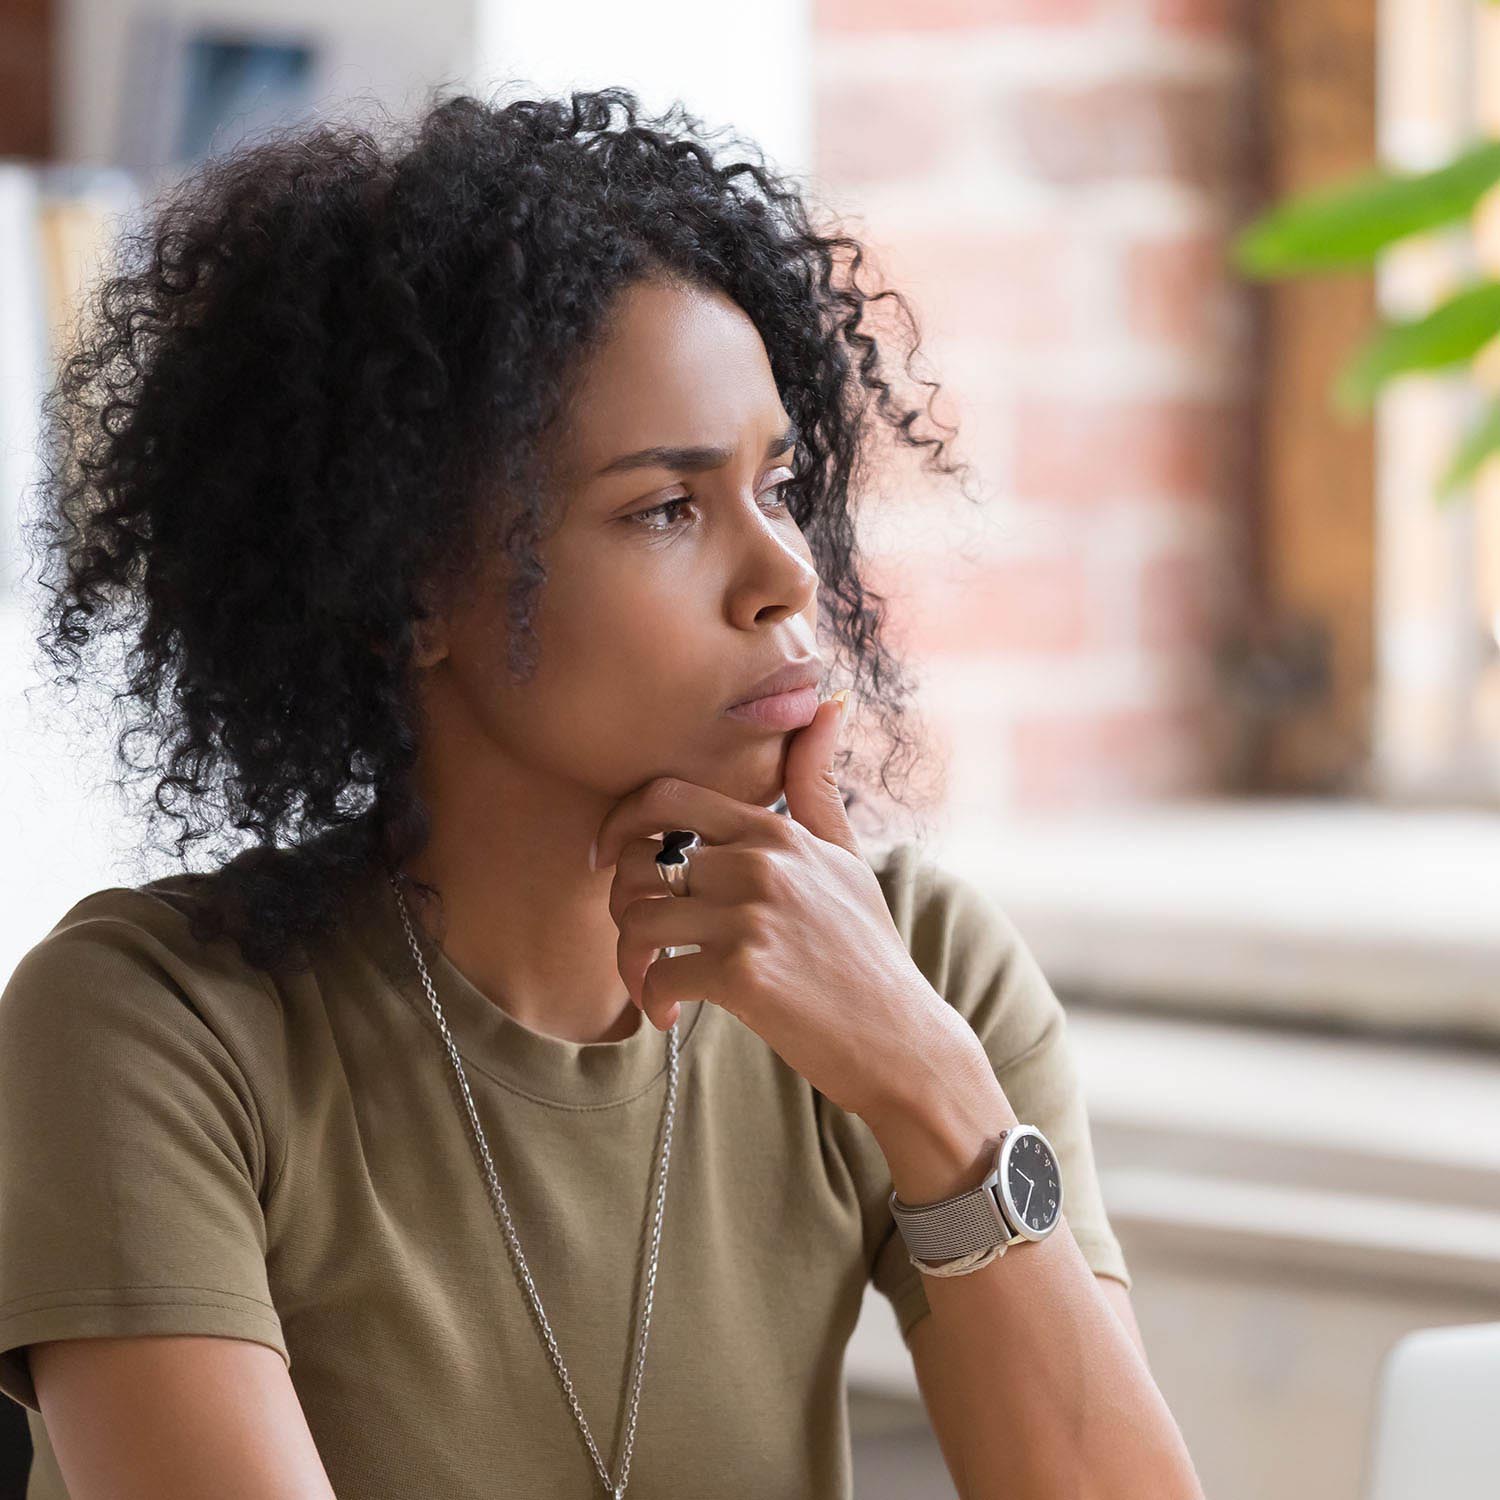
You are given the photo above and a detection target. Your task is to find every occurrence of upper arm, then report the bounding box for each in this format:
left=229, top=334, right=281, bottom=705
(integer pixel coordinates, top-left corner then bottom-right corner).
left=30, top=1334, right=336, bottom=1500
left=31, top=1338, right=337, bottom=1500
left=0, top=906, right=289, bottom=1413
left=907, top=1273, right=1149, bottom=1499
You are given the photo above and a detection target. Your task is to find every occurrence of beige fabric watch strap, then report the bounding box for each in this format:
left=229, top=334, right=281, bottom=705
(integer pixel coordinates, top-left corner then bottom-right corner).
left=887, top=1128, right=1022, bottom=1271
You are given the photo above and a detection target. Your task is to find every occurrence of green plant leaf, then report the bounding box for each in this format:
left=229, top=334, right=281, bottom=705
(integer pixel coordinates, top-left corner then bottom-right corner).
left=1334, top=280, right=1500, bottom=411
left=1438, top=401, right=1500, bottom=500
left=1234, top=139, right=1500, bottom=276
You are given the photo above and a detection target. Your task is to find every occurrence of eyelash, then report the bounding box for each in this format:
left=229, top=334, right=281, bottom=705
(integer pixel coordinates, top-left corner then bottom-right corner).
left=628, top=479, right=795, bottom=534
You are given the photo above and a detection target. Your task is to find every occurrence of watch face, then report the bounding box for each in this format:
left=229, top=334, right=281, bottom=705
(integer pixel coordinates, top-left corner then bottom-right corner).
left=1004, top=1130, right=1062, bottom=1236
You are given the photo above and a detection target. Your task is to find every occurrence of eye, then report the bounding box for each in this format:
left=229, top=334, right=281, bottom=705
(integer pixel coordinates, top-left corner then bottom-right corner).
left=625, top=473, right=796, bottom=534
left=627, top=496, right=697, bottom=533
left=762, top=468, right=798, bottom=510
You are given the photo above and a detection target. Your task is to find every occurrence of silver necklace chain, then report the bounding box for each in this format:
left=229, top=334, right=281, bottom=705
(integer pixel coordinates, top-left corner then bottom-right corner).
left=387, top=872, right=680, bottom=1500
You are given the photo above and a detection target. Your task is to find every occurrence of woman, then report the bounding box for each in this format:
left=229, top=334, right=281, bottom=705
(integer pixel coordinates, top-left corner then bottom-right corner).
left=0, top=88, right=1200, bottom=1498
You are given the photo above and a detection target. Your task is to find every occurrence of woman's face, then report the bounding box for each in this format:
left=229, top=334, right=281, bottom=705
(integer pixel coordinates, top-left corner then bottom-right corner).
left=419, top=277, right=826, bottom=813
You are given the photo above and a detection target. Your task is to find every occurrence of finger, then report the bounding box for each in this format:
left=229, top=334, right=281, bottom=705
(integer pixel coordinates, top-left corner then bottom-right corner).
left=607, top=834, right=683, bottom=928
left=639, top=946, right=717, bottom=1031
left=608, top=836, right=764, bottom=924
left=617, top=894, right=722, bottom=1008
left=781, top=692, right=860, bottom=857
left=591, top=775, right=768, bottom=872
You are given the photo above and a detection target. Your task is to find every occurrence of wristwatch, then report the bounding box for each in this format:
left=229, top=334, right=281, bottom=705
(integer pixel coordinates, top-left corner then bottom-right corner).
left=888, top=1123, right=1064, bottom=1270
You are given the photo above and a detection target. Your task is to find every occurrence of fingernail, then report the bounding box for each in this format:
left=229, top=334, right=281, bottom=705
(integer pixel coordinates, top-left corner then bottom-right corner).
left=588, top=837, right=597, bottom=871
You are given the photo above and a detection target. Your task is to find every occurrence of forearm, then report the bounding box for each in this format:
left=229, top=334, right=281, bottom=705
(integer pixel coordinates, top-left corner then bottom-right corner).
left=866, top=1048, right=1203, bottom=1500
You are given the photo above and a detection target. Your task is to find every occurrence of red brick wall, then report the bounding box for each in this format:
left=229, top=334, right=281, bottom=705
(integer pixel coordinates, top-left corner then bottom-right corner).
left=813, top=0, right=1257, bottom=815
left=0, top=0, right=54, bottom=158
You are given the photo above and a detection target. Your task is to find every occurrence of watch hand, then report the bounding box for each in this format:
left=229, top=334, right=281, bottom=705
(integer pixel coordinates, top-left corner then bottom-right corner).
left=1023, top=1178, right=1035, bottom=1216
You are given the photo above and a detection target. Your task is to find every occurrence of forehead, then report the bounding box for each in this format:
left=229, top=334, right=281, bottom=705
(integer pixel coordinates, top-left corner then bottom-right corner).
left=559, top=280, right=783, bottom=477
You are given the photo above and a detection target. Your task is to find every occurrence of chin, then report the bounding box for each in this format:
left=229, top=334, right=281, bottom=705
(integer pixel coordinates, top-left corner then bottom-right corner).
left=646, top=730, right=789, bottom=811
left=747, top=765, right=792, bottom=813
left=700, top=752, right=788, bottom=813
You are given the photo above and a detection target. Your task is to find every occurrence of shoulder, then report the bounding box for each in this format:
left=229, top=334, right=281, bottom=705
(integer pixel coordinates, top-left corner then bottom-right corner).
left=867, top=838, right=1063, bottom=1069
left=5, top=871, right=276, bottom=1003
left=869, top=838, right=1035, bottom=988
left=0, top=873, right=289, bottom=1116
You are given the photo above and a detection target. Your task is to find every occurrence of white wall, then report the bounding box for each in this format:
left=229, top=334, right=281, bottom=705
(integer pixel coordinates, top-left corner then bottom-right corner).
left=470, top=0, right=812, bottom=180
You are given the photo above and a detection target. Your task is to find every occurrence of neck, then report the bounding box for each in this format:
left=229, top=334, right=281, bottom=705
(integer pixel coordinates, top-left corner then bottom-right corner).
left=397, top=773, right=643, bottom=1048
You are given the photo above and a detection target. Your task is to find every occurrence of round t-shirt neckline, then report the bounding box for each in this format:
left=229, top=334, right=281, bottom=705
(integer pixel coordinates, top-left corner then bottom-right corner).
left=342, top=866, right=705, bottom=1109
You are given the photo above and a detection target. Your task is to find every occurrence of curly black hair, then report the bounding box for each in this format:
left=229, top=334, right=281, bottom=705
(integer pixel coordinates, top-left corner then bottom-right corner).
left=24, top=85, right=979, bottom=975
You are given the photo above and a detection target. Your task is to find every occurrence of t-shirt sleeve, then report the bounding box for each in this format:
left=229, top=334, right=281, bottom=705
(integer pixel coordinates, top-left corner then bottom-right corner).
left=0, top=899, right=288, bottom=1413
left=865, top=847, right=1131, bottom=1347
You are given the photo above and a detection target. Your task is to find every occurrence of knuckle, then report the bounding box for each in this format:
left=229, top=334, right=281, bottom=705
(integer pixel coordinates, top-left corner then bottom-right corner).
left=650, top=776, right=686, bottom=806
left=762, top=811, right=797, bottom=848
left=741, top=848, right=779, bottom=901
left=725, top=940, right=762, bottom=993
left=752, top=846, right=796, bottom=903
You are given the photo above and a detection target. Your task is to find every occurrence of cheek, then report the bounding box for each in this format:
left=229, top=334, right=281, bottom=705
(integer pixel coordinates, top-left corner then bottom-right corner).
left=521, top=568, right=713, bottom=739
left=544, top=568, right=669, bottom=682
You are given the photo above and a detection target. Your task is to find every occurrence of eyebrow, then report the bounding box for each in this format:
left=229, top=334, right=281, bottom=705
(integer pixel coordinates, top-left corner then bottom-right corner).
left=592, top=419, right=801, bottom=479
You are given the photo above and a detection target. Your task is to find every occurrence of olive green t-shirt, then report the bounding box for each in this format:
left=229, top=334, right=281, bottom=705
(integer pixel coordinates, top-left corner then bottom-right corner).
left=0, top=838, right=1129, bottom=1498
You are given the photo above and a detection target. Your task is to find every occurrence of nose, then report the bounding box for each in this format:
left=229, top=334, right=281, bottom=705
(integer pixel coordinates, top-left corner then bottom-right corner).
left=724, top=493, right=819, bottom=625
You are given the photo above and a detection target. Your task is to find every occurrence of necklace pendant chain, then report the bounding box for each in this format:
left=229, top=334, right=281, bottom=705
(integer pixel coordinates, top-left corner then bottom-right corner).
left=388, top=874, right=679, bottom=1499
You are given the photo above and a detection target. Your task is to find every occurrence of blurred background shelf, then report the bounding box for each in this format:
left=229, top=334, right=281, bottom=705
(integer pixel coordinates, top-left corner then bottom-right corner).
left=941, top=803, right=1500, bottom=1039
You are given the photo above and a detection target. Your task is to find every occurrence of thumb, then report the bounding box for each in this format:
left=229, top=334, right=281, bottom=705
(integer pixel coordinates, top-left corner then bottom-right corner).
left=781, top=688, right=858, bottom=853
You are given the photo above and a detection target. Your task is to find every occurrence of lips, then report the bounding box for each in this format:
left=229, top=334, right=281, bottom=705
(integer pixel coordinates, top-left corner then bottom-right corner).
left=724, top=686, right=820, bottom=730
left=726, top=657, right=824, bottom=710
